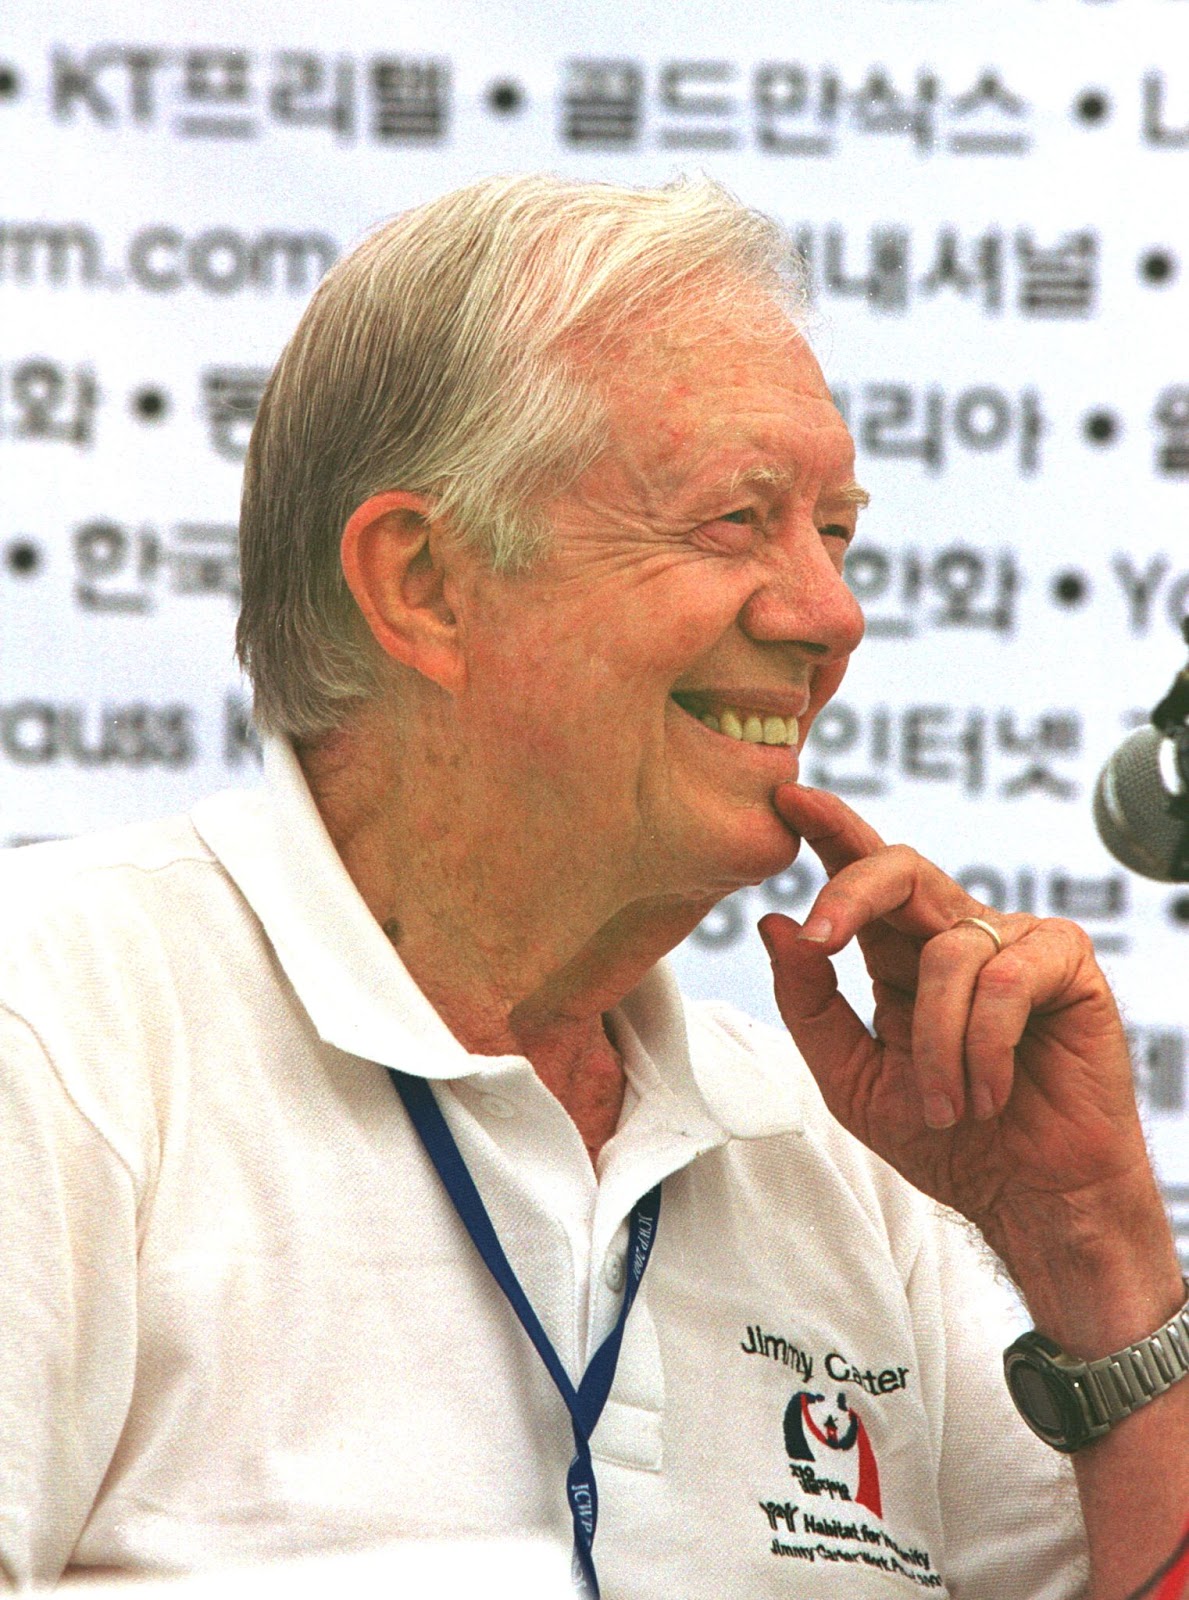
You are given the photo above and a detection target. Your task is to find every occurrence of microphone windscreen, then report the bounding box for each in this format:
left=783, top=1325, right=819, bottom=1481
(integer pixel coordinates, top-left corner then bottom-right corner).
left=1093, top=725, right=1189, bottom=882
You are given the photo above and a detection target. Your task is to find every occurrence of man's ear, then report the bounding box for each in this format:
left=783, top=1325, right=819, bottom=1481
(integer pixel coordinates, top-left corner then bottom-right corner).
left=340, top=491, right=467, bottom=695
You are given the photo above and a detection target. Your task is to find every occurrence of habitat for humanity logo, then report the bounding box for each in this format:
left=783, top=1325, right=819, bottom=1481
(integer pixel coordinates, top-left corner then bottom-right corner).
left=783, top=1389, right=883, bottom=1518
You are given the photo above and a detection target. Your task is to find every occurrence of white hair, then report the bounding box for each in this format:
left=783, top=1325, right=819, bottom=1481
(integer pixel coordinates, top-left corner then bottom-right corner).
left=236, top=173, right=809, bottom=739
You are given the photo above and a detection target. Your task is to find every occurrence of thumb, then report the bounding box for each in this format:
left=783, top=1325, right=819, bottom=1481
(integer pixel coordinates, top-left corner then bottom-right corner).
left=758, top=913, right=873, bottom=1097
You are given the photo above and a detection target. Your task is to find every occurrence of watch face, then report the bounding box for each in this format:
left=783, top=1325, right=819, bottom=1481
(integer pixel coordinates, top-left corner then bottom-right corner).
left=1009, top=1362, right=1066, bottom=1440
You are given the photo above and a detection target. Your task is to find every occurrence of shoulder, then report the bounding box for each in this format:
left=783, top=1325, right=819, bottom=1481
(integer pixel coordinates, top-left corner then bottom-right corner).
left=0, top=809, right=219, bottom=905
left=0, top=807, right=255, bottom=1188
left=0, top=811, right=241, bottom=1001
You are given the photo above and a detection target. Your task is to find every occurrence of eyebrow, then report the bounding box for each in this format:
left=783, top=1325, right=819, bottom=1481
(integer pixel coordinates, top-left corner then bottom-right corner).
left=832, top=481, right=871, bottom=509
left=722, top=467, right=871, bottom=509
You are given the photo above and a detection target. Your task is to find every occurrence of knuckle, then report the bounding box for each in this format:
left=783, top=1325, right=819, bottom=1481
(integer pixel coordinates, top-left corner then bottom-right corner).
left=884, top=843, right=922, bottom=875
left=974, top=957, right=1023, bottom=998
left=1052, top=916, right=1096, bottom=958
left=1026, top=914, right=1092, bottom=952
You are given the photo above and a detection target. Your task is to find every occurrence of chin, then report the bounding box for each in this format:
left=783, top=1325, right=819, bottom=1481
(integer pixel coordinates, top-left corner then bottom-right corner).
left=687, top=806, right=800, bottom=897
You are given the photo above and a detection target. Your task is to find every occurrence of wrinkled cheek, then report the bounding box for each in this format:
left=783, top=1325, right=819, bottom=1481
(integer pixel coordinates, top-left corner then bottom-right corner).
left=466, top=667, right=640, bottom=804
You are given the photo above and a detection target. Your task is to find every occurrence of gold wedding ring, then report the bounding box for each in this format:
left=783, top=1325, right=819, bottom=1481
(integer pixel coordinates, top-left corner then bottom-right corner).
left=952, top=915, right=1004, bottom=954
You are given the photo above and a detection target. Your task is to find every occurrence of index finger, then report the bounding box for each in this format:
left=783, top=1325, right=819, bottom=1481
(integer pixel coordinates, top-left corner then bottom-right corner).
left=774, top=785, right=972, bottom=948
left=772, top=782, right=887, bottom=878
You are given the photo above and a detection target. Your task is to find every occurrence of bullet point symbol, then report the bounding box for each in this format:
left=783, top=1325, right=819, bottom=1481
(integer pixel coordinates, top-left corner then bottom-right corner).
left=1140, top=248, right=1177, bottom=286
left=5, top=539, right=41, bottom=576
left=1051, top=570, right=1089, bottom=606
left=1074, top=89, right=1110, bottom=124
left=1083, top=409, right=1119, bottom=445
left=132, top=386, right=169, bottom=421
left=486, top=80, right=525, bottom=115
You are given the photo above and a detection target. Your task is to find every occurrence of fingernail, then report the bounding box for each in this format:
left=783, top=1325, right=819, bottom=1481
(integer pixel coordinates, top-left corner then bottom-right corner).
left=923, top=1092, right=956, bottom=1130
left=798, top=915, right=833, bottom=944
left=972, top=1084, right=996, bottom=1121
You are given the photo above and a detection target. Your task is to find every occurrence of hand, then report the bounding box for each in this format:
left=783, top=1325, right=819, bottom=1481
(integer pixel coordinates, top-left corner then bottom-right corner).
left=759, top=783, right=1162, bottom=1275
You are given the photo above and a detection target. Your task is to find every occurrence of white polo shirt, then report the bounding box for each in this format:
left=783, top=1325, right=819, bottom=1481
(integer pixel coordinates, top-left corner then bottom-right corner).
left=0, top=739, right=1087, bottom=1596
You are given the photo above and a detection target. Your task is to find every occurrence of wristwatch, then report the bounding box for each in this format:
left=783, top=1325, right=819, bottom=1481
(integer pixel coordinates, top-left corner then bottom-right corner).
left=1004, top=1281, right=1189, bottom=1453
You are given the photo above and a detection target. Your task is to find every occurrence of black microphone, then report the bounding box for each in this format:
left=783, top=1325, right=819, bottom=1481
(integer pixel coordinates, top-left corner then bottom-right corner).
left=1094, top=618, right=1189, bottom=882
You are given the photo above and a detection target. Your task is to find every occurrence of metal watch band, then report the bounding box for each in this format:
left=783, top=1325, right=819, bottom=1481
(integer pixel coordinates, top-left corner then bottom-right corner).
left=1069, top=1282, right=1189, bottom=1439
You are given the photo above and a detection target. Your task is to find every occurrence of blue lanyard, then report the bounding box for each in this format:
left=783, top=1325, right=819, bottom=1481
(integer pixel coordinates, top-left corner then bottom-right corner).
left=388, top=1069, right=661, bottom=1598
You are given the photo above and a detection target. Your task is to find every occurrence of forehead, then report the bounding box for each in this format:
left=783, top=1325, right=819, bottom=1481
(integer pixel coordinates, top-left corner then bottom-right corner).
left=596, top=311, right=851, bottom=496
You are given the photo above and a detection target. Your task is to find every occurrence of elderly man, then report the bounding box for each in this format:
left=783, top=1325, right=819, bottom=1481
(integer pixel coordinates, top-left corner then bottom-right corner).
left=2, top=176, right=1187, bottom=1597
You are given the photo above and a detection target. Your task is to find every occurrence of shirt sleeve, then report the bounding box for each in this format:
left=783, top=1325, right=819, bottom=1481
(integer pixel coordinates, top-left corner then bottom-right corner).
left=912, top=1201, right=1090, bottom=1600
left=0, top=1007, right=139, bottom=1589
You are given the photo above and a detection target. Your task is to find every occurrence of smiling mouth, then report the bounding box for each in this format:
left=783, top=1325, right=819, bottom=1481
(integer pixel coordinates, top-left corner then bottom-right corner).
left=670, top=693, right=799, bottom=748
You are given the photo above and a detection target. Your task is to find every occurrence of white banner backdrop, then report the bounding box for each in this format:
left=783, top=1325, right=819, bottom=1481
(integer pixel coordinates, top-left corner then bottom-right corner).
left=1, top=0, right=1187, bottom=1262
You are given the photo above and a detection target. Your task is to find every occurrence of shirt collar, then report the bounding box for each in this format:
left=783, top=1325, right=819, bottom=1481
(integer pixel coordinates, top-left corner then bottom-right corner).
left=191, top=734, right=803, bottom=1138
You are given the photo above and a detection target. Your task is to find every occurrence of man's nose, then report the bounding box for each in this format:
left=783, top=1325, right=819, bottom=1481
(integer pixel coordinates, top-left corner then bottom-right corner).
left=738, top=523, right=865, bottom=661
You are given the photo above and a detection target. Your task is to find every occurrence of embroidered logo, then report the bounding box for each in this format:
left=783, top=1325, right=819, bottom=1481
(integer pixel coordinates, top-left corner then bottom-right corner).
left=744, top=1321, right=940, bottom=1584
left=783, top=1389, right=883, bottom=1519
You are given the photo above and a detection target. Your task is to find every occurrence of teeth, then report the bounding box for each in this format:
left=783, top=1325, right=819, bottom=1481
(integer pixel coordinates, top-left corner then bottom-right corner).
left=697, top=704, right=800, bottom=747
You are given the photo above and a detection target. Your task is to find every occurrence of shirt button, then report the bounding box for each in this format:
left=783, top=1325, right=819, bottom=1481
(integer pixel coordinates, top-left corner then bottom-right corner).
left=604, top=1252, right=626, bottom=1293
left=480, top=1093, right=516, bottom=1120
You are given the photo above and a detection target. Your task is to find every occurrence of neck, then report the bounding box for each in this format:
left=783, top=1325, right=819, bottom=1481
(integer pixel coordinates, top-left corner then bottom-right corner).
left=298, top=714, right=713, bottom=1163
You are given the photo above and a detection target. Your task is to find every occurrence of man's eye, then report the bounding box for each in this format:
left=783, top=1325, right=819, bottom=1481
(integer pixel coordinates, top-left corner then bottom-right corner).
left=820, top=523, right=853, bottom=543
left=691, top=508, right=759, bottom=555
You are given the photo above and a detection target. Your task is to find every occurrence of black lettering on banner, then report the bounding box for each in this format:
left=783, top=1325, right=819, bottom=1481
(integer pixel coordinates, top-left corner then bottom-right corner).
left=657, top=60, right=738, bottom=149
left=0, top=224, right=102, bottom=286
left=1143, top=71, right=1189, bottom=149
left=369, top=56, right=449, bottom=141
left=51, top=47, right=120, bottom=123
left=3, top=361, right=98, bottom=446
left=753, top=62, right=836, bottom=156
left=177, top=48, right=254, bottom=138
left=1154, top=389, right=1189, bottom=477
left=797, top=702, right=1082, bottom=802
left=52, top=46, right=167, bottom=124
left=562, top=59, right=643, bottom=146
left=793, top=224, right=1103, bottom=319
left=201, top=368, right=269, bottom=458
left=270, top=52, right=356, bottom=138
left=1112, top=554, right=1171, bottom=633
left=919, top=226, right=1004, bottom=310
left=121, top=225, right=337, bottom=294
left=127, top=226, right=184, bottom=291
left=0, top=704, right=195, bottom=768
left=1015, top=230, right=1097, bottom=316
left=844, top=543, right=1018, bottom=640
left=72, top=520, right=239, bottom=612
left=41, top=50, right=1050, bottom=159
left=944, top=69, right=1028, bottom=154
left=190, top=228, right=257, bottom=293
left=833, top=383, right=1044, bottom=475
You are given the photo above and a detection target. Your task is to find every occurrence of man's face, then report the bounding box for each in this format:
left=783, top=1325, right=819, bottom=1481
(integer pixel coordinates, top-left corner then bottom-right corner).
left=450, top=310, right=866, bottom=910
